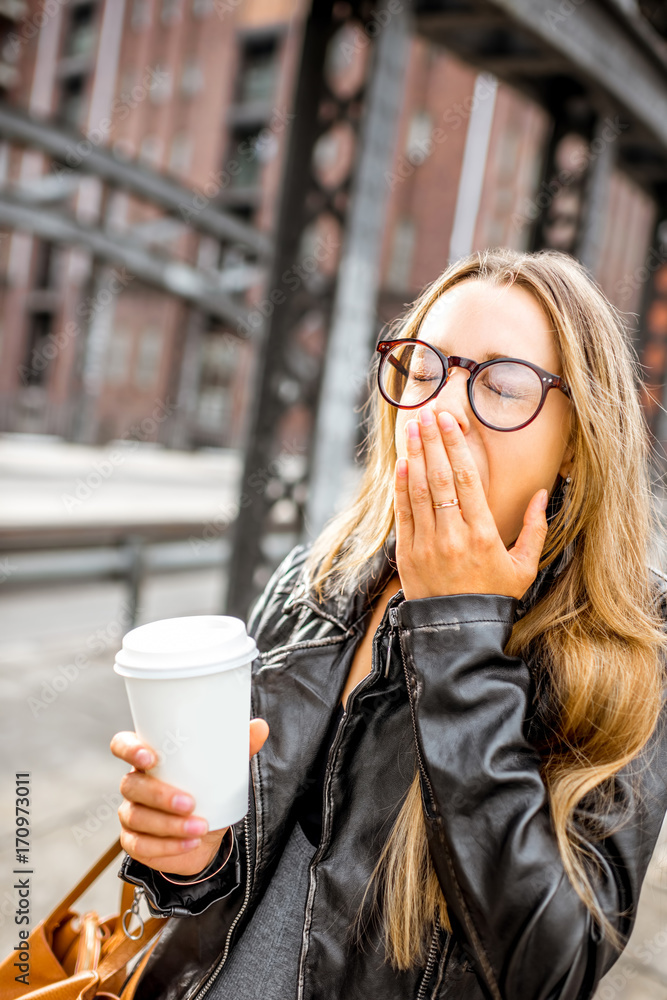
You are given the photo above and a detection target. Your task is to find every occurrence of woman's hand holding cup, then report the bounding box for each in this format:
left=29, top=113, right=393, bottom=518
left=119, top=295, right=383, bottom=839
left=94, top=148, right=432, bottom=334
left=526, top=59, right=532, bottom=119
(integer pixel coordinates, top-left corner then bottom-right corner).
left=111, top=718, right=269, bottom=877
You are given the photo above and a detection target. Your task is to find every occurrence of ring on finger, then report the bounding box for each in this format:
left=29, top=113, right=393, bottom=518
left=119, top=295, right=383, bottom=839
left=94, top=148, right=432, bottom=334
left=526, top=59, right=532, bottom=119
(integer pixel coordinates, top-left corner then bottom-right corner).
left=432, top=498, right=460, bottom=509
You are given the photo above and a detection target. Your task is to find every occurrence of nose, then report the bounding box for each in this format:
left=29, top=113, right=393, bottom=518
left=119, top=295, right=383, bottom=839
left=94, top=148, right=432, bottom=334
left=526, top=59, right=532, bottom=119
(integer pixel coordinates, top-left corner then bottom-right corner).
left=425, top=366, right=472, bottom=432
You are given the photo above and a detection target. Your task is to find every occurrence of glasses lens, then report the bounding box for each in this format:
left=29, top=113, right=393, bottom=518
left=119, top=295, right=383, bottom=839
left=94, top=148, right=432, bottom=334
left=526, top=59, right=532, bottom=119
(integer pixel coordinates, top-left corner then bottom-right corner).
left=471, top=362, right=543, bottom=429
left=379, top=342, right=444, bottom=407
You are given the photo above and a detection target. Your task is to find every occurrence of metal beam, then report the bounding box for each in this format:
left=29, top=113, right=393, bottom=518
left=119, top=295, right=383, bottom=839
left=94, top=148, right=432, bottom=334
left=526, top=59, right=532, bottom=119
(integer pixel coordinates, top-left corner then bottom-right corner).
left=305, top=0, right=410, bottom=538
left=0, top=102, right=272, bottom=257
left=225, top=0, right=345, bottom=618
left=417, top=11, right=507, bottom=31
left=0, top=193, right=257, bottom=328
left=576, top=111, right=617, bottom=270
left=487, top=0, right=667, bottom=149
left=449, top=72, right=498, bottom=262
left=480, top=55, right=568, bottom=76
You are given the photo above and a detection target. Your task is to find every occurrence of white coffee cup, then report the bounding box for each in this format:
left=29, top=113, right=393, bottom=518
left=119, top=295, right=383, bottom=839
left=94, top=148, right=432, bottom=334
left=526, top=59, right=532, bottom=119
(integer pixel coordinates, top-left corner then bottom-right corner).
left=114, top=615, right=258, bottom=830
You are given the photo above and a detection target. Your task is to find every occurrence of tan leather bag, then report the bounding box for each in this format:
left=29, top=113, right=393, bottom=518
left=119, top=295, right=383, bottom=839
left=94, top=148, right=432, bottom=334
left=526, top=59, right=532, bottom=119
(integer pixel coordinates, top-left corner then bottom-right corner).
left=0, top=839, right=165, bottom=1000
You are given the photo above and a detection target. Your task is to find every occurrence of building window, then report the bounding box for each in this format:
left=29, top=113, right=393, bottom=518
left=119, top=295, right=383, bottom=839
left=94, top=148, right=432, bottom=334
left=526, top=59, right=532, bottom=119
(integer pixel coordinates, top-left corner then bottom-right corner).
left=197, top=332, right=238, bottom=435
left=169, top=132, right=192, bottom=176
left=33, top=241, right=56, bottom=290
left=226, top=130, right=263, bottom=188
left=181, top=57, right=204, bottom=98
left=386, top=218, right=415, bottom=291
left=131, top=0, right=151, bottom=29
left=149, top=65, right=172, bottom=104
left=106, top=326, right=132, bottom=385
left=192, top=0, right=215, bottom=16
left=237, top=36, right=279, bottom=104
left=60, top=74, right=87, bottom=128
left=23, top=312, right=55, bottom=387
left=161, top=0, right=181, bottom=25
left=64, top=3, right=98, bottom=60
left=118, top=69, right=136, bottom=100
left=405, top=110, right=433, bottom=166
left=134, top=326, right=163, bottom=387
left=139, top=134, right=163, bottom=168
left=197, top=386, right=232, bottom=431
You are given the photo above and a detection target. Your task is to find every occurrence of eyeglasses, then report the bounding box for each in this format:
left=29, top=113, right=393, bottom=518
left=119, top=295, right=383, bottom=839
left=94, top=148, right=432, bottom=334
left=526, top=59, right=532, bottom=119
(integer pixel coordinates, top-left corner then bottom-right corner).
left=376, top=338, right=571, bottom=432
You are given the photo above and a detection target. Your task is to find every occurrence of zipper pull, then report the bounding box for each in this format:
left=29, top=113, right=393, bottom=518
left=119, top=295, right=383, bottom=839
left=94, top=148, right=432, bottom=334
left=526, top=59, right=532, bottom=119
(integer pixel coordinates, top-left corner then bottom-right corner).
left=384, top=607, right=399, bottom=679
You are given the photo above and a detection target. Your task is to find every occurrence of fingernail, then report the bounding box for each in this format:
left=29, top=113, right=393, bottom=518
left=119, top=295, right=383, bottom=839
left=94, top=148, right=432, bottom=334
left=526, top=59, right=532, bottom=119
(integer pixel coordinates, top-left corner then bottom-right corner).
left=181, top=838, right=201, bottom=849
left=407, top=420, right=420, bottom=439
left=396, top=457, right=408, bottom=477
left=439, top=412, right=454, bottom=431
left=540, top=489, right=549, bottom=510
left=420, top=407, right=434, bottom=425
left=184, top=818, right=208, bottom=835
left=172, top=793, right=195, bottom=812
left=136, top=750, right=154, bottom=768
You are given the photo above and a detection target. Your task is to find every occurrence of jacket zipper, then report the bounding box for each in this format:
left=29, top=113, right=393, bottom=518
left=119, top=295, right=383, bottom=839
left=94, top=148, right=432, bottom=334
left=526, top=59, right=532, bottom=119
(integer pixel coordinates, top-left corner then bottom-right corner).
left=392, top=606, right=443, bottom=999
left=394, top=606, right=437, bottom=814
left=296, top=711, right=348, bottom=1000
left=296, top=605, right=397, bottom=1000
left=395, top=609, right=453, bottom=1000
left=384, top=606, right=397, bottom=678
left=189, top=807, right=253, bottom=1000
left=416, top=914, right=441, bottom=1000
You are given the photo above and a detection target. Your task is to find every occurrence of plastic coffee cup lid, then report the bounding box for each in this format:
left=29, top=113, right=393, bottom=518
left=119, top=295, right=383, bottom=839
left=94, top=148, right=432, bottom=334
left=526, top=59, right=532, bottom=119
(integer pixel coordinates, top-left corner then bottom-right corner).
left=114, top=615, right=258, bottom=679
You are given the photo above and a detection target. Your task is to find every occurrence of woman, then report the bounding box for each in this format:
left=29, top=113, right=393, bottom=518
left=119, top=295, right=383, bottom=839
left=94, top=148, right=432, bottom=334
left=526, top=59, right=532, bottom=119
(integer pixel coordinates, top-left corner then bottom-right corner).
left=111, top=247, right=667, bottom=1000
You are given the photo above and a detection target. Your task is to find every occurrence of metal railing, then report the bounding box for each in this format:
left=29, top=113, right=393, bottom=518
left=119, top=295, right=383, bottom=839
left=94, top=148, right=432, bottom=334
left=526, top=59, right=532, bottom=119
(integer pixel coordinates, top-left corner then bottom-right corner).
left=0, top=522, right=230, bottom=627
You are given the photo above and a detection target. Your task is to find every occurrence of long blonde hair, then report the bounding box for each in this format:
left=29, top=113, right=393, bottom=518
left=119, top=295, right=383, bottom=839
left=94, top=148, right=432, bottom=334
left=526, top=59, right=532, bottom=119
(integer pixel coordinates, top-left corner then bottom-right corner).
left=302, top=247, right=667, bottom=969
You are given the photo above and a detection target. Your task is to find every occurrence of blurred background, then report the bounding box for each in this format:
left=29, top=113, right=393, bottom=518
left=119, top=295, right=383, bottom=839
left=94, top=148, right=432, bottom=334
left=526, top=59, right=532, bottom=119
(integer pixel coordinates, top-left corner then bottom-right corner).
left=1, top=1, right=667, bottom=995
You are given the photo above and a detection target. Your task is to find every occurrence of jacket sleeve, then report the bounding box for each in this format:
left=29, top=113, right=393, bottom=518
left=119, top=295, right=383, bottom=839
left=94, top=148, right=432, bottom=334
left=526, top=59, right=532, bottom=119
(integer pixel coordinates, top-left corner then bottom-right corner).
left=116, top=542, right=310, bottom=915
left=395, top=592, right=667, bottom=1000
left=118, top=826, right=243, bottom=917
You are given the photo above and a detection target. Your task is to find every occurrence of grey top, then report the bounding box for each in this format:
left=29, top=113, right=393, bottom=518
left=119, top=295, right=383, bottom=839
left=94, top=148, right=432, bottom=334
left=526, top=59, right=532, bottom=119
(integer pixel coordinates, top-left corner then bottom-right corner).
left=207, top=817, right=317, bottom=999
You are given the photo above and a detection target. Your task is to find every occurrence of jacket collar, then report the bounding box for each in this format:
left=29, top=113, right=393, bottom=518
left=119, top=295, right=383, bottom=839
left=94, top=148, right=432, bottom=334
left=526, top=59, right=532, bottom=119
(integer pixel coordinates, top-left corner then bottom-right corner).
left=284, top=531, right=400, bottom=632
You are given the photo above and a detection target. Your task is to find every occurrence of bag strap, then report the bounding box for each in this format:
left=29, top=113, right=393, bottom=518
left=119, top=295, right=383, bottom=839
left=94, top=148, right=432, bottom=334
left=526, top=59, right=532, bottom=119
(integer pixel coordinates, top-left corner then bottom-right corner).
left=45, top=837, right=167, bottom=990
left=102, top=880, right=137, bottom=956
left=50, top=838, right=123, bottom=925
left=116, top=927, right=165, bottom=1000
left=96, top=916, right=165, bottom=985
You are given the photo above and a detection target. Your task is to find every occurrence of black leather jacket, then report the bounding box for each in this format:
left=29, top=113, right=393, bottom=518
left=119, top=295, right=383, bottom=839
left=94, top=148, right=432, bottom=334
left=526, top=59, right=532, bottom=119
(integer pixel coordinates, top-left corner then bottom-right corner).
left=119, top=538, right=667, bottom=1000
